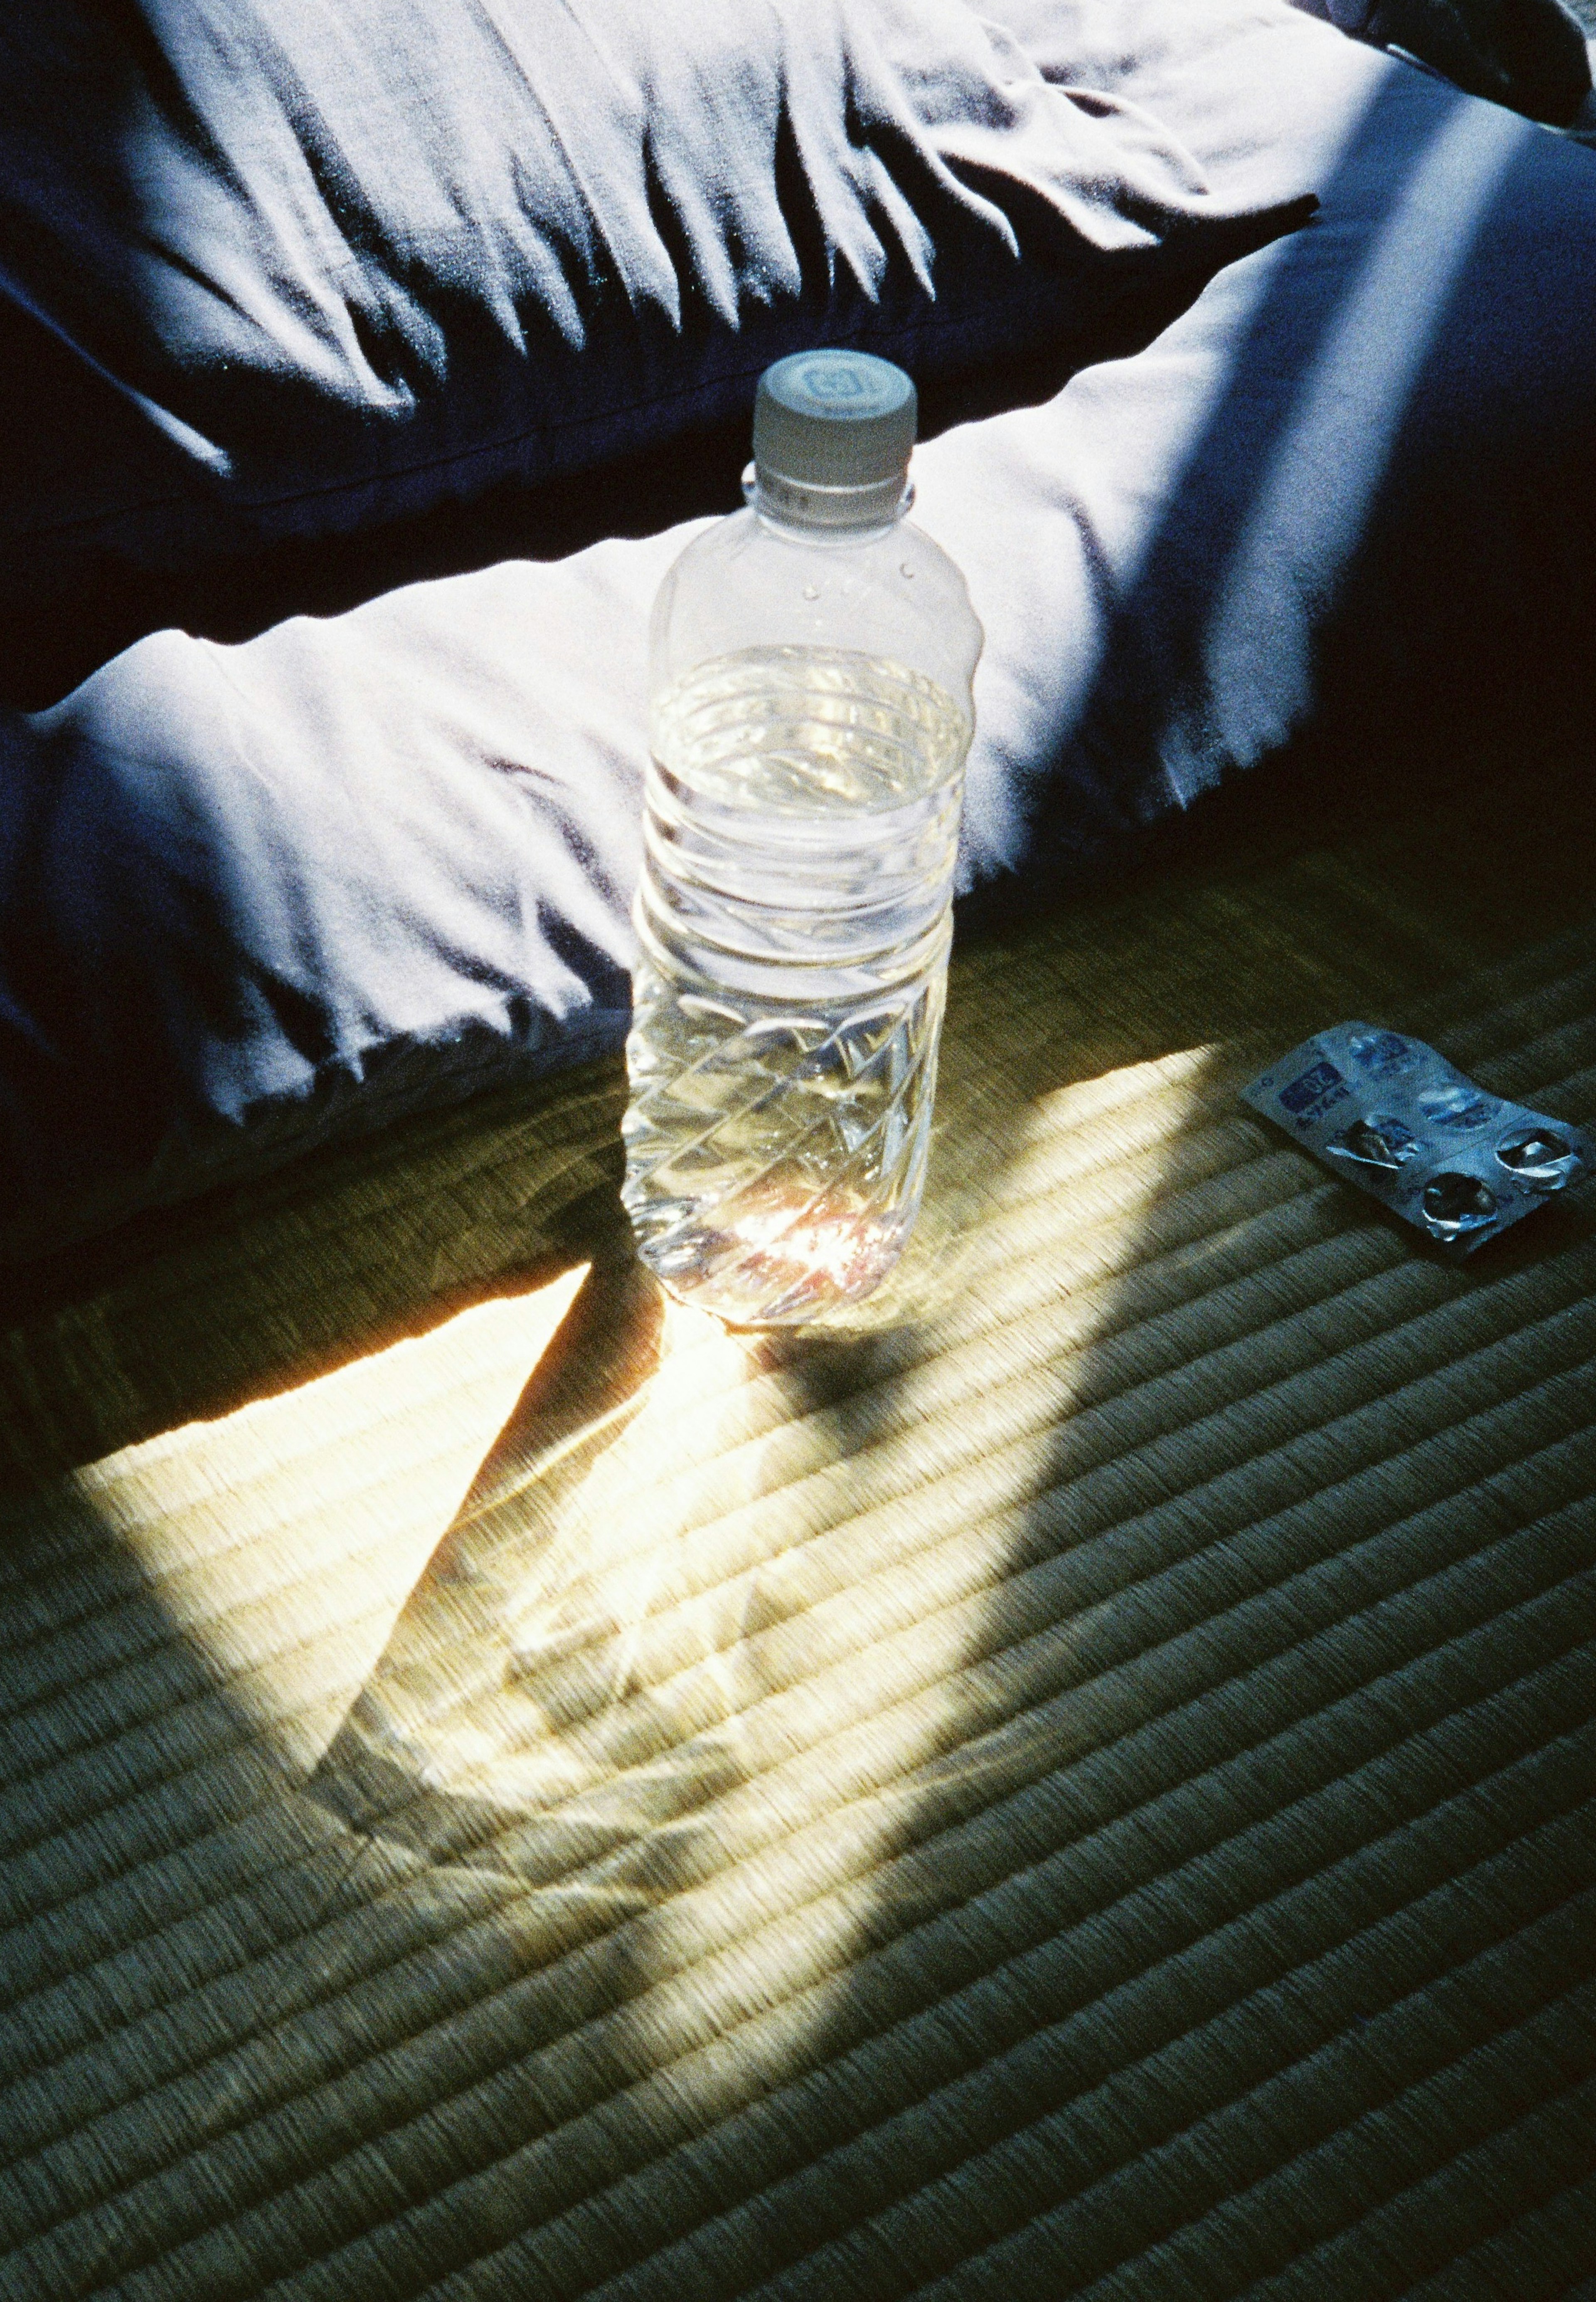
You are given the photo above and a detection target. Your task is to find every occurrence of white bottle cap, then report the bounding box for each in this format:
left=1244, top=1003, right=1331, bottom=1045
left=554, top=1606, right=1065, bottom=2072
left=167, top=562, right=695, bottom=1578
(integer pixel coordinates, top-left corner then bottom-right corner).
left=751, top=350, right=916, bottom=526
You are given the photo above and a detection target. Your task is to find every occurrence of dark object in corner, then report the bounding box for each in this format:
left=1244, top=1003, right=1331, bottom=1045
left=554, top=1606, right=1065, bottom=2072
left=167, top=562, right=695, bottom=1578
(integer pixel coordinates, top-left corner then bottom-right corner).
left=1367, top=0, right=1591, bottom=123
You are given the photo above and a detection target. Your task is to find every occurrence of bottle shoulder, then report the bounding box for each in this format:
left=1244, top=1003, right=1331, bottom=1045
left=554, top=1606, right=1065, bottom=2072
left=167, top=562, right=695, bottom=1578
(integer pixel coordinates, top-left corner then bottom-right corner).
left=670, top=505, right=971, bottom=594
left=652, top=507, right=983, bottom=705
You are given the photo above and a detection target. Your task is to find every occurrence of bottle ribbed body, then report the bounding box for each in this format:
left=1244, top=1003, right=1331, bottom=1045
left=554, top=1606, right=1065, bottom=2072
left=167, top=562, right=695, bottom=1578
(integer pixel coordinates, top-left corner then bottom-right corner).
left=621, top=642, right=970, bottom=1325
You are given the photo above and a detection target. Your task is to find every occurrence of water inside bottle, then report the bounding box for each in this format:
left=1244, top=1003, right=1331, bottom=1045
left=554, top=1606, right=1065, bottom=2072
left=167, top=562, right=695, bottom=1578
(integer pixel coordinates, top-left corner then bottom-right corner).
left=622, top=646, right=970, bottom=1325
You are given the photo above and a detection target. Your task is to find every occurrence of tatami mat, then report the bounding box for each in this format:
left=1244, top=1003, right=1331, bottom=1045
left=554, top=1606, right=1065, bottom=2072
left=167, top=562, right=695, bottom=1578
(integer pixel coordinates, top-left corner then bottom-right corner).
left=2, top=774, right=1595, bottom=2299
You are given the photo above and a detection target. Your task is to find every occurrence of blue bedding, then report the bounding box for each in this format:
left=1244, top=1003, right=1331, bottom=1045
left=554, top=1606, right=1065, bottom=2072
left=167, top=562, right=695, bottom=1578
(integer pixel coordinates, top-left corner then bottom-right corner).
left=3, top=0, right=1596, bottom=1262
left=0, top=0, right=1299, bottom=641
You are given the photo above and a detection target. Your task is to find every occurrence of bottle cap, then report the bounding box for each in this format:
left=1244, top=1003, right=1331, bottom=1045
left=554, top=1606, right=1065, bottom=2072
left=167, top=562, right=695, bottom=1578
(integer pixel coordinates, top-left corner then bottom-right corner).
left=751, top=351, right=916, bottom=524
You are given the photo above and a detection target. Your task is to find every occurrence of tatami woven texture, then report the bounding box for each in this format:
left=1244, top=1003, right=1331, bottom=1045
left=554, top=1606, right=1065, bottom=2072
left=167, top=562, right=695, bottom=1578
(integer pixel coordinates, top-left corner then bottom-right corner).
left=2, top=772, right=1595, bottom=2300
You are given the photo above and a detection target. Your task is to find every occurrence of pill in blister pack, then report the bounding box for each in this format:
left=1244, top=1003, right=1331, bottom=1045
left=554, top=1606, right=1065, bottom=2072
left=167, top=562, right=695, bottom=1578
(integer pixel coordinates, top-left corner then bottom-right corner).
left=1242, top=1024, right=1586, bottom=1254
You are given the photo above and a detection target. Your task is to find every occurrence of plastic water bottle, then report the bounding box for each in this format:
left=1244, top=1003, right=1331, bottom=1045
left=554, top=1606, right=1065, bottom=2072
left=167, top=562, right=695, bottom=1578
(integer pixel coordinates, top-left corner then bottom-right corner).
left=621, top=350, right=983, bottom=1326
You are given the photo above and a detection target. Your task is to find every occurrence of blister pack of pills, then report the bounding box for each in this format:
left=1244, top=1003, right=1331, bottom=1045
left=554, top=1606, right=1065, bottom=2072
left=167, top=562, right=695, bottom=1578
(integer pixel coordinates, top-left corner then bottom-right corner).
left=1242, top=1023, right=1586, bottom=1254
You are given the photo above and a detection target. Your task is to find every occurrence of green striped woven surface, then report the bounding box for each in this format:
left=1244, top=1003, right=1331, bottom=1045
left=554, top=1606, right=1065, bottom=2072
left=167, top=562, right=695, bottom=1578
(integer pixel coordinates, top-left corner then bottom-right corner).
left=2, top=775, right=1595, bottom=2300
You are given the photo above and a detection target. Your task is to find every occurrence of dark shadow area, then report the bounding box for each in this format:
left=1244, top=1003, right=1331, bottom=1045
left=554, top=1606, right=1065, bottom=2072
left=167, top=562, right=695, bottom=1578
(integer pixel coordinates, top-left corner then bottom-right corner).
left=1365, top=0, right=1591, bottom=123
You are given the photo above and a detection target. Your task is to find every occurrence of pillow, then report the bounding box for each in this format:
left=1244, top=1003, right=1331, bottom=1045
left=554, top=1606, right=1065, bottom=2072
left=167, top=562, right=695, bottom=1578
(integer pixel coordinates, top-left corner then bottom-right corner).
left=5, top=2, right=1596, bottom=1266
left=0, top=0, right=1299, bottom=666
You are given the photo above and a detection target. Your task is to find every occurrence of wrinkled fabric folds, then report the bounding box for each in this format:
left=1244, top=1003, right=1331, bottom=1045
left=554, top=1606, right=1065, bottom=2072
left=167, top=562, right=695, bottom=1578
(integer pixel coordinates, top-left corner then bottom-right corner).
left=0, top=0, right=1299, bottom=612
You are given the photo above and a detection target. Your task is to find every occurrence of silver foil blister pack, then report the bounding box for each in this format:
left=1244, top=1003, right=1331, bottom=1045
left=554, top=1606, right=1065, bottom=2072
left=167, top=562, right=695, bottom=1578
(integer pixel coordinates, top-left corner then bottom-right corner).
left=1242, top=1024, right=1586, bottom=1254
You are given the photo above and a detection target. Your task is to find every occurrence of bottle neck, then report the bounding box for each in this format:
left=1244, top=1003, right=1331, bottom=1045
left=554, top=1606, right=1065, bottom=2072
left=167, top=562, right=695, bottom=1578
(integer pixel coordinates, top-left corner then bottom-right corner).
left=741, top=461, right=913, bottom=535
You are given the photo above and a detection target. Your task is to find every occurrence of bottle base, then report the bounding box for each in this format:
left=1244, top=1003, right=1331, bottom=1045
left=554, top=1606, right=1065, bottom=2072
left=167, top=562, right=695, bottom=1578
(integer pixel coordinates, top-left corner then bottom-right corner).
left=630, top=1184, right=912, bottom=1327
